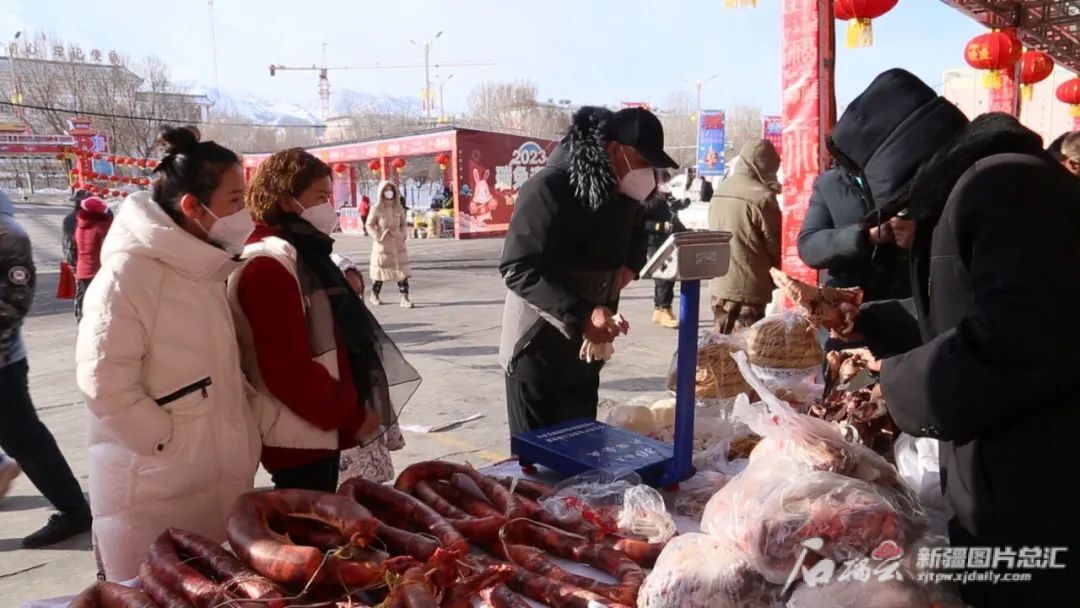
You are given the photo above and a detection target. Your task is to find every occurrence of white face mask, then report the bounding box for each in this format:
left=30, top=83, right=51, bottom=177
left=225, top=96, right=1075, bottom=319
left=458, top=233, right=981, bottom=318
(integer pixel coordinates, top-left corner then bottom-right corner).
left=295, top=198, right=339, bottom=235
left=383, top=189, right=396, bottom=200
left=617, top=149, right=656, bottom=202
left=197, top=207, right=254, bottom=256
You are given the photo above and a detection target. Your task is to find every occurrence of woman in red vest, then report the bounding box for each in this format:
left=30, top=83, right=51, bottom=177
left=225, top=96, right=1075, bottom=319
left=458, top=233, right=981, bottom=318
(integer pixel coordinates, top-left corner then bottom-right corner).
left=74, top=196, right=112, bottom=321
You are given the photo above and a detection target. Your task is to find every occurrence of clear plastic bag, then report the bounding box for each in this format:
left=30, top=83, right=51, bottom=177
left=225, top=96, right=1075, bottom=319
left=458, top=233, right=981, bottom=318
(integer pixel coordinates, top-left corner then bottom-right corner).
left=701, top=458, right=923, bottom=585
left=729, top=353, right=908, bottom=493
left=616, top=485, right=676, bottom=543
left=637, top=533, right=783, bottom=608
left=893, top=434, right=951, bottom=538
left=745, top=313, right=823, bottom=384
left=674, top=471, right=732, bottom=519
left=787, top=578, right=938, bottom=608
left=539, top=470, right=640, bottom=534
left=667, top=331, right=754, bottom=400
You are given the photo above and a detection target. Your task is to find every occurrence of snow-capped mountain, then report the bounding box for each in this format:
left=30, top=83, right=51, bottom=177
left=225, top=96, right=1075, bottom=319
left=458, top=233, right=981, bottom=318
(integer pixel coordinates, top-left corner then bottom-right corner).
left=184, top=83, right=422, bottom=125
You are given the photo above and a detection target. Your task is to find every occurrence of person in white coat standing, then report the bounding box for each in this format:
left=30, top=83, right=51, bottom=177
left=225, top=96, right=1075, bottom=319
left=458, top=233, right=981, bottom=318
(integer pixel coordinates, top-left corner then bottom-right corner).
left=366, top=180, right=413, bottom=308
left=76, top=127, right=340, bottom=581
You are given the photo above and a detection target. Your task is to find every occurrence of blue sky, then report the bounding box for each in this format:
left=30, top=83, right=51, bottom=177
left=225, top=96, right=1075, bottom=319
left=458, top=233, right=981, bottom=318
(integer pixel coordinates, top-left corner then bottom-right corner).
left=2, top=0, right=984, bottom=114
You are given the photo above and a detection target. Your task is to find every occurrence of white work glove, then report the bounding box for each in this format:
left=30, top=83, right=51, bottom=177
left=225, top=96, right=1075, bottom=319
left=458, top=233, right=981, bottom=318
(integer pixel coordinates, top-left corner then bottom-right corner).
left=580, top=314, right=627, bottom=363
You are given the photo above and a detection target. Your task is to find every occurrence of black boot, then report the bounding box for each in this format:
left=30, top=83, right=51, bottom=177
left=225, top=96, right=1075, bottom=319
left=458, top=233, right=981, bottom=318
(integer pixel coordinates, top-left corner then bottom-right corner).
left=22, top=507, right=92, bottom=548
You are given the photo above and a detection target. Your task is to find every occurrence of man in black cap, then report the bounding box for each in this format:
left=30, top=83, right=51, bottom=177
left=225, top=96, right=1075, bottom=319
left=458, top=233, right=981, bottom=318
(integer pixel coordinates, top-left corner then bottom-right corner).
left=498, top=106, right=677, bottom=434
left=830, top=68, right=1079, bottom=606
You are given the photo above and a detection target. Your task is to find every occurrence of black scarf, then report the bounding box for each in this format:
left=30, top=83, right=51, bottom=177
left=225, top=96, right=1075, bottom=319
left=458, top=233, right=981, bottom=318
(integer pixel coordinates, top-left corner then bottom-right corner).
left=279, top=213, right=420, bottom=427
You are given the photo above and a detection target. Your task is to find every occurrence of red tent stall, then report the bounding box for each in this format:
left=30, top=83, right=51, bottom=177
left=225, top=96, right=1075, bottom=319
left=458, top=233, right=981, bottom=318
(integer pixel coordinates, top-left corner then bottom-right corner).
left=242, top=128, right=557, bottom=239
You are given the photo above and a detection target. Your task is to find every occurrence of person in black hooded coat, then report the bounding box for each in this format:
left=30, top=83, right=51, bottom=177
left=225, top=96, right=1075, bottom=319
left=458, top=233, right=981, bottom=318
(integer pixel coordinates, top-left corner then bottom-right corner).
left=829, top=69, right=1080, bottom=607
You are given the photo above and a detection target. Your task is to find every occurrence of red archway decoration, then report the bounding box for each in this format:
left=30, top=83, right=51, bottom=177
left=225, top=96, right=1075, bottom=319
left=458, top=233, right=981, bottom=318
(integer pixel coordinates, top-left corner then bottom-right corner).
left=834, top=0, right=898, bottom=48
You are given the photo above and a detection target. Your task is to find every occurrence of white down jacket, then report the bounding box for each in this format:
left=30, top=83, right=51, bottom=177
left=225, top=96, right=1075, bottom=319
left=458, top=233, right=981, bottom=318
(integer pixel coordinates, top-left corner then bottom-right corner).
left=76, top=191, right=336, bottom=581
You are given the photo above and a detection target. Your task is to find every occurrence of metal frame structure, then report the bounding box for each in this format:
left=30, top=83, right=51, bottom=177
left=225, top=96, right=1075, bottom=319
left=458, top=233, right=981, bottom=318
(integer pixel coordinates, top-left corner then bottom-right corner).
left=942, top=1, right=1080, bottom=73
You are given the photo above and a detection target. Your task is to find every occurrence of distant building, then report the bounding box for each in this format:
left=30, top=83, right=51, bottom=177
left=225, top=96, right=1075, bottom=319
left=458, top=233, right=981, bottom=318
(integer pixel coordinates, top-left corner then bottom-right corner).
left=942, top=66, right=1078, bottom=144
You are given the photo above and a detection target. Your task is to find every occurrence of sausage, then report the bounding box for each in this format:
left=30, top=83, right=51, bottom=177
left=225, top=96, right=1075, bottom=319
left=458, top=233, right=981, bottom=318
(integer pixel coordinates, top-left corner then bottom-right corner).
left=164, top=528, right=286, bottom=606
left=226, top=489, right=380, bottom=588
left=68, top=582, right=159, bottom=608
left=410, top=480, right=504, bottom=541
left=492, top=476, right=553, bottom=501
left=608, top=536, right=666, bottom=568
left=440, top=564, right=514, bottom=608
left=145, top=532, right=231, bottom=608
left=394, top=461, right=526, bottom=520
left=338, top=477, right=467, bottom=555
left=138, top=563, right=194, bottom=608
left=481, top=584, right=532, bottom=608
left=375, top=522, right=440, bottom=562
left=472, top=555, right=629, bottom=608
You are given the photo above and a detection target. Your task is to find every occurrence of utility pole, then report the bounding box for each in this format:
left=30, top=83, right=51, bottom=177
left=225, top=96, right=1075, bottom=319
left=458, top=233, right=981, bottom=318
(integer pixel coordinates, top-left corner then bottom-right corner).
left=683, top=74, right=717, bottom=173
left=8, top=31, right=23, bottom=120
left=410, top=31, right=443, bottom=119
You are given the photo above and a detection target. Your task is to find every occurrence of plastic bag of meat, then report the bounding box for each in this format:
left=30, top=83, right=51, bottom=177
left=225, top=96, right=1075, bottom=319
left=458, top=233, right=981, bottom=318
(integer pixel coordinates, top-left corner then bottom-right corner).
left=674, top=471, right=732, bottom=519
left=787, top=578, right=946, bottom=608
left=701, top=458, right=922, bottom=585
left=730, top=352, right=910, bottom=495
left=636, top=533, right=783, bottom=608
left=539, top=470, right=640, bottom=534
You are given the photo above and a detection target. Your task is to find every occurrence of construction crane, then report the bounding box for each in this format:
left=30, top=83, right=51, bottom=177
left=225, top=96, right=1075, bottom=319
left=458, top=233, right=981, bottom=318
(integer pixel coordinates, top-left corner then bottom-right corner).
left=269, top=44, right=493, bottom=120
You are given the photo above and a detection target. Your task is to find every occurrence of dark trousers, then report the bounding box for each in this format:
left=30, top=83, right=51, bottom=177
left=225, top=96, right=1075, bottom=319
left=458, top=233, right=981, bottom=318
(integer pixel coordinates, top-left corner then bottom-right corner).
left=948, top=519, right=1073, bottom=607
left=360, top=215, right=369, bottom=235
left=0, top=359, right=87, bottom=513
left=270, top=453, right=341, bottom=492
left=653, top=279, right=675, bottom=309
left=505, top=325, right=601, bottom=436
left=372, top=280, right=409, bottom=296
left=74, top=279, right=92, bottom=323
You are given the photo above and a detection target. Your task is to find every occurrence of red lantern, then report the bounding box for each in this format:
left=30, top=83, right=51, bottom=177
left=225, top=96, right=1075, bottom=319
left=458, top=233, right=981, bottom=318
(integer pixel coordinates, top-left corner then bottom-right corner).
left=834, top=0, right=898, bottom=49
left=333, top=163, right=347, bottom=174
left=1056, top=78, right=1080, bottom=117
left=111, top=190, right=122, bottom=197
left=368, top=159, right=382, bottom=173
left=965, top=30, right=1022, bottom=89
left=137, top=159, right=148, bottom=168
left=148, top=160, right=159, bottom=169
left=435, top=152, right=451, bottom=171
left=1020, top=50, right=1054, bottom=101
left=392, top=158, right=406, bottom=174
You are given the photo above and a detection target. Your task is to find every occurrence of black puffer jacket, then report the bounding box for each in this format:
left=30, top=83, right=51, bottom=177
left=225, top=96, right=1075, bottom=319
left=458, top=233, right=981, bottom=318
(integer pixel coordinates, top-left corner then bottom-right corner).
left=833, top=70, right=1080, bottom=600
left=642, top=194, right=686, bottom=252
left=797, top=168, right=909, bottom=301
left=0, top=190, right=34, bottom=369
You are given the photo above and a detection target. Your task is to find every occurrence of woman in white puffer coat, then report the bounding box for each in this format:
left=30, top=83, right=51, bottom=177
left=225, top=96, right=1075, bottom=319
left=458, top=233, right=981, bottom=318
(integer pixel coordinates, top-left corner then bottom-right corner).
left=76, top=127, right=339, bottom=581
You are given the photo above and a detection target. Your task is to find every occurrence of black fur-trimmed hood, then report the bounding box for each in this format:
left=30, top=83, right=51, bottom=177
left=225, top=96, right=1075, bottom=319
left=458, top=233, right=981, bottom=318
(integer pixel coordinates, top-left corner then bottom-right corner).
left=551, top=106, right=616, bottom=211
left=896, top=113, right=1046, bottom=223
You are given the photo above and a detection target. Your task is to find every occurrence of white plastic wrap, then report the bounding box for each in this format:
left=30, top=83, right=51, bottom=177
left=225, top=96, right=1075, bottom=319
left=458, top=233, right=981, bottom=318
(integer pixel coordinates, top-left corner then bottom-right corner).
left=700, top=457, right=921, bottom=585
left=539, top=470, right=640, bottom=533
left=617, top=485, right=676, bottom=544
left=636, top=533, right=782, bottom=608
left=673, top=471, right=732, bottom=519
left=893, top=434, right=951, bottom=538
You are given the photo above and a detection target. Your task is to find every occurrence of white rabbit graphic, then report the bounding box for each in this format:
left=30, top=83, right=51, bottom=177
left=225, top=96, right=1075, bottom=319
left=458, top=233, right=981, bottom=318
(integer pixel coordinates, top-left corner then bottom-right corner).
left=469, top=168, right=495, bottom=221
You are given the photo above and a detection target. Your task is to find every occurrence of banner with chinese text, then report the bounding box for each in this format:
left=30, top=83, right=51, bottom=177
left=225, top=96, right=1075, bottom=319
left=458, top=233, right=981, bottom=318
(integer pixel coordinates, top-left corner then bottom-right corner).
left=696, top=110, right=726, bottom=177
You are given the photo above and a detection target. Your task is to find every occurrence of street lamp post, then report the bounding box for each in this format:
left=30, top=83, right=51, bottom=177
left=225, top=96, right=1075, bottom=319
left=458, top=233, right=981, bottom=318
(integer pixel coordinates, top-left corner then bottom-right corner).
left=410, top=31, right=443, bottom=120
left=8, top=31, right=23, bottom=120
left=438, top=73, right=454, bottom=122
left=683, top=74, right=718, bottom=173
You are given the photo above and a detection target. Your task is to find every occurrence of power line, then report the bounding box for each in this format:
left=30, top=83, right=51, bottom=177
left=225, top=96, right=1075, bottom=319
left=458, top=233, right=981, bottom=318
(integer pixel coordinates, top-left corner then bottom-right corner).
left=0, top=100, right=326, bottom=129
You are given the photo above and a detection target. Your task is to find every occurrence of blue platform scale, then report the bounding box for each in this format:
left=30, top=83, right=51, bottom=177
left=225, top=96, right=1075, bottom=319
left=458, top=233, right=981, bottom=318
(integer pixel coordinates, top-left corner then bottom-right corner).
left=510, top=231, right=733, bottom=488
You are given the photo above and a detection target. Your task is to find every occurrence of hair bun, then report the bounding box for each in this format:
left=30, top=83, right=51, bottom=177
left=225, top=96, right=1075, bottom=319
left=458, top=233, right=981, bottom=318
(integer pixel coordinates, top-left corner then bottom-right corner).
left=157, top=126, right=201, bottom=156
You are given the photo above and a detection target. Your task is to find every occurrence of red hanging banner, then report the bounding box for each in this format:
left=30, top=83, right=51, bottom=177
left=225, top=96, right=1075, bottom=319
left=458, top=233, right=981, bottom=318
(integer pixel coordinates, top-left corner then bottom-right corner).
left=779, top=0, right=833, bottom=290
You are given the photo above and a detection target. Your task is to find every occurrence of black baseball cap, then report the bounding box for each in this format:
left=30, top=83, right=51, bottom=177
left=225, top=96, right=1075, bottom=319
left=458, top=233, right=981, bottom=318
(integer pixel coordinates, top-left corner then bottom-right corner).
left=70, top=189, right=91, bottom=203
left=609, top=107, right=678, bottom=169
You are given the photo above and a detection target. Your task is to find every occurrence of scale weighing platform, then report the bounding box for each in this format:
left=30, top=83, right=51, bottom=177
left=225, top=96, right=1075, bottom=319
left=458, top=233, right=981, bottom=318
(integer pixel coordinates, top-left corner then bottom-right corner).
left=511, top=230, right=733, bottom=488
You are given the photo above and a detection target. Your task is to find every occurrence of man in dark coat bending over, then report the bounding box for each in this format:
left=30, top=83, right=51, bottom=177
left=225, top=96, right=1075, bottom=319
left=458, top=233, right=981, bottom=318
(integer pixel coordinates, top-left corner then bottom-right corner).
left=829, top=69, right=1080, bottom=607
left=498, top=106, right=677, bottom=435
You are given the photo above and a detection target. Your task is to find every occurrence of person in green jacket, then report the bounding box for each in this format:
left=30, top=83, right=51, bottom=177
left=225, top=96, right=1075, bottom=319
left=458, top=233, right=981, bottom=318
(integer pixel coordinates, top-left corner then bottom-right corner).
left=707, top=138, right=782, bottom=333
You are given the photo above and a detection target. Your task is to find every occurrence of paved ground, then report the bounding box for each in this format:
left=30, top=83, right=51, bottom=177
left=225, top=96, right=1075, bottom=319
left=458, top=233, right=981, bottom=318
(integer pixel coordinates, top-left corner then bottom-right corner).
left=0, top=195, right=711, bottom=606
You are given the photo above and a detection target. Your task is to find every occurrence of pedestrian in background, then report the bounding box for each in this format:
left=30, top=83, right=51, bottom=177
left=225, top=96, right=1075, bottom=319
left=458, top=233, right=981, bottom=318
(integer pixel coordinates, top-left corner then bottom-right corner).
left=708, top=138, right=782, bottom=333
left=76, top=128, right=339, bottom=580
left=358, top=195, right=371, bottom=236
left=62, top=189, right=89, bottom=319
left=236, top=148, right=418, bottom=493
left=366, top=181, right=413, bottom=308
left=643, top=189, right=686, bottom=329
left=1059, top=131, right=1080, bottom=177
left=74, top=196, right=113, bottom=321
left=0, top=189, right=92, bottom=548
